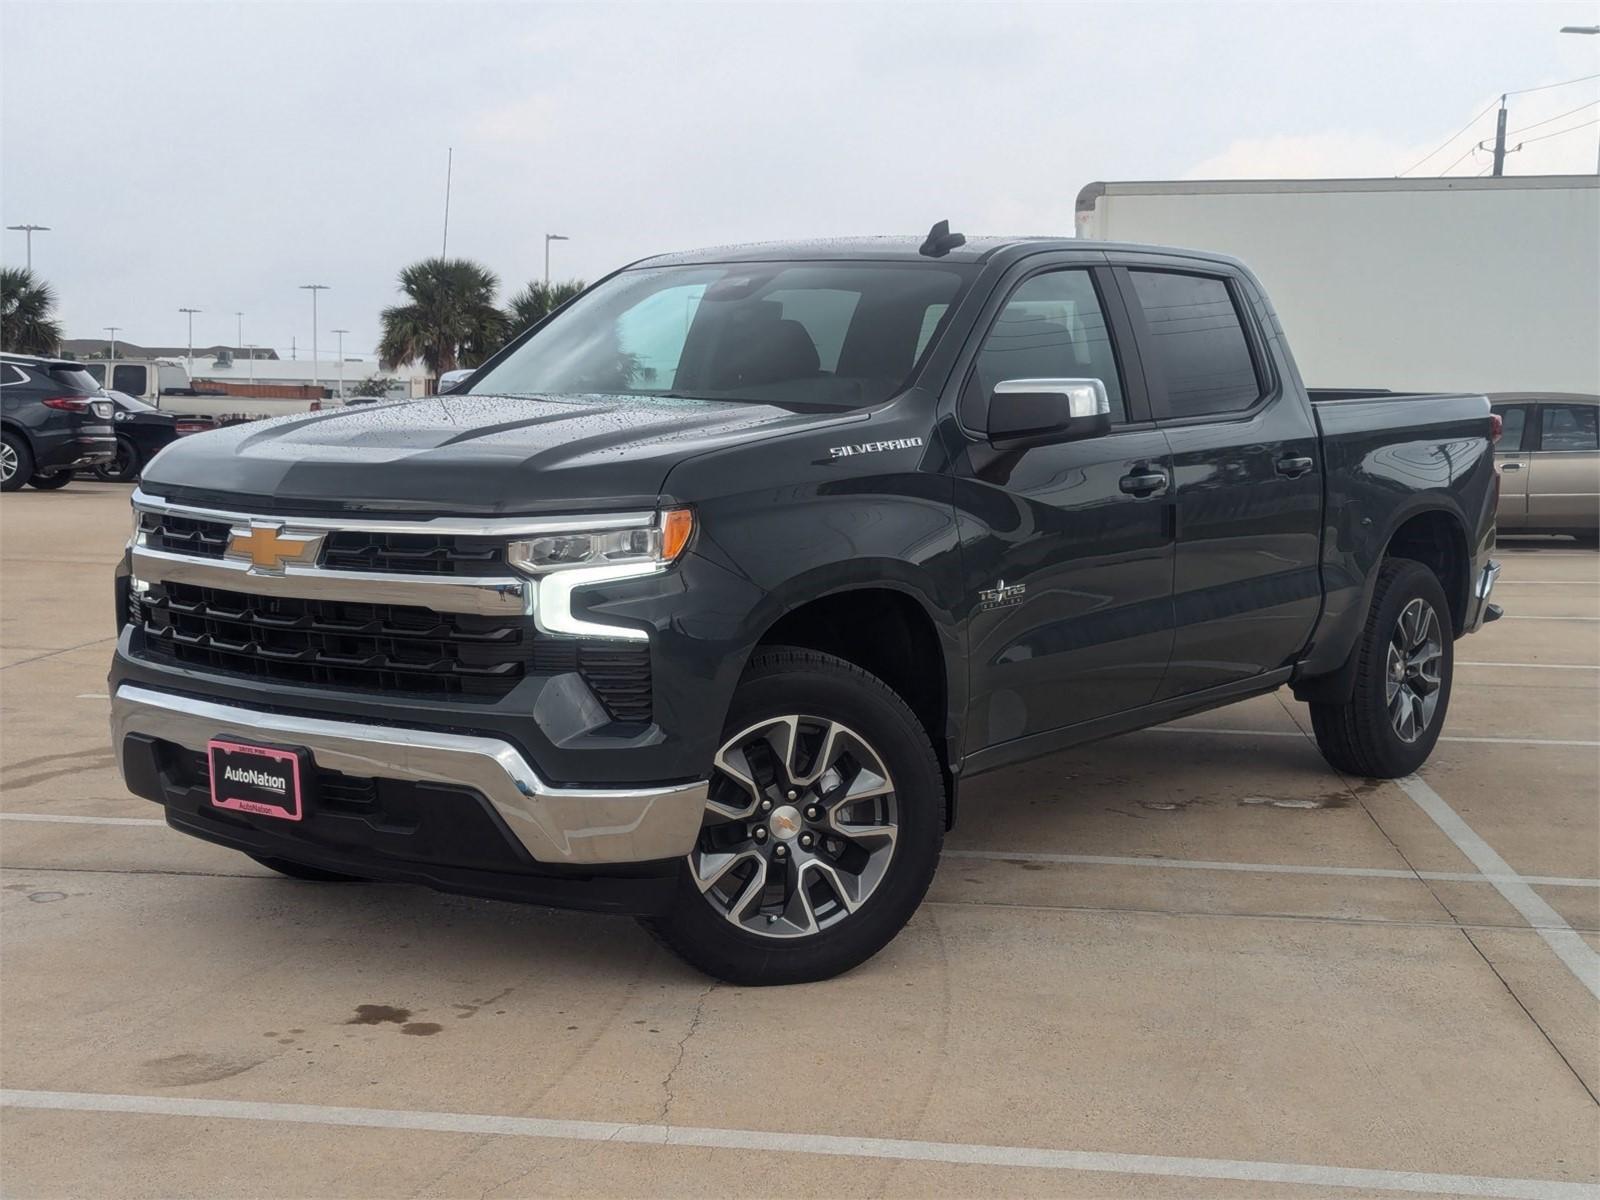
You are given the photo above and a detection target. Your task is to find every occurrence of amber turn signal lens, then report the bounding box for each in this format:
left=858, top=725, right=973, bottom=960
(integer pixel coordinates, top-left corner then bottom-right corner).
left=661, top=507, right=695, bottom=561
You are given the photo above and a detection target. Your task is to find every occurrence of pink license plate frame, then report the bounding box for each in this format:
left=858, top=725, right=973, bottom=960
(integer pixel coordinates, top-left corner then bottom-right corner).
left=208, top=738, right=305, bottom=822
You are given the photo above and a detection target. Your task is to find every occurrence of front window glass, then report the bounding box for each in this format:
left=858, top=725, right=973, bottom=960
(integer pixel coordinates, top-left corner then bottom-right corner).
left=471, top=262, right=972, bottom=409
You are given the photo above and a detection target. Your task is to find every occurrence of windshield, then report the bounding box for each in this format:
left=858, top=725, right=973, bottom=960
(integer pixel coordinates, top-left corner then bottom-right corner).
left=111, top=390, right=158, bottom=413
left=470, top=261, right=973, bottom=409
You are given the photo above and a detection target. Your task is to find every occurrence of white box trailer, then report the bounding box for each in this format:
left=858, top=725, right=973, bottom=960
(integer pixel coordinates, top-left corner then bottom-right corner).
left=1074, top=175, right=1600, bottom=395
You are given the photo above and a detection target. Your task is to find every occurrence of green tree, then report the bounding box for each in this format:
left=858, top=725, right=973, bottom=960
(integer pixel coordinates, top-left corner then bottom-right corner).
left=506, top=279, right=585, bottom=333
left=377, top=258, right=508, bottom=379
left=349, top=375, right=393, bottom=399
left=0, top=267, right=63, bottom=355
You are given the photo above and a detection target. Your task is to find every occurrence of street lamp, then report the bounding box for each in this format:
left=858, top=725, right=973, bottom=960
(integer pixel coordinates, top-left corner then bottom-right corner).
left=331, top=328, right=349, bottom=401
left=104, top=326, right=121, bottom=364
left=178, top=308, right=202, bottom=376
left=299, top=284, right=329, bottom=395
left=235, top=312, right=244, bottom=353
left=544, top=233, right=569, bottom=286
left=1559, top=27, right=1600, bottom=171
left=5, top=224, right=49, bottom=271
left=245, top=344, right=258, bottom=385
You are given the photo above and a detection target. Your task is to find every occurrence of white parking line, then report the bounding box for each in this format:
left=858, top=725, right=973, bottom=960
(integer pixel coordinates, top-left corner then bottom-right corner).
left=1149, top=727, right=1600, bottom=748
left=1396, top=774, right=1600, bottom=1003
left=1458, top=661, right=1599, bottom=671
left=1499, top=615, right=1600, bottom=622
left=945, top=850, right=1600, bottom=889
left=2, top=1089, right=1591, bottom=1200
left=0, top=813, right=164, bottom=827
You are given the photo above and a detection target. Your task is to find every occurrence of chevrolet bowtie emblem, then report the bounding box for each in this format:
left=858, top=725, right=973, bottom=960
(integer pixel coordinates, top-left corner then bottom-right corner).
left=227, top=523, right=323, bottom=573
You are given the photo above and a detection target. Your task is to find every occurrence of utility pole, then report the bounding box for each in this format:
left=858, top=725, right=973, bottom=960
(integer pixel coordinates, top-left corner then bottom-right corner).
left=104, top=326, right=120, bottom=364
left=178, top=308, right=202, bottom=376
left=245, top=345, right=257, bottom=384
left=299, top=284, right=329, bottom=395
left=331, top=329, right=349, bottom=400
left=235, top=312, right=244, bottom=353
left=5, top=224, right=49, bottom=270
left=1491, top=95, right=1508, bottom=176
left=441, top=147, right=453, bottom=258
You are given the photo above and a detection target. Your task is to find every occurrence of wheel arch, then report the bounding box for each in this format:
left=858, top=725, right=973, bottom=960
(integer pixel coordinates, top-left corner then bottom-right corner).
left=745, top=577, right=963, bottom=827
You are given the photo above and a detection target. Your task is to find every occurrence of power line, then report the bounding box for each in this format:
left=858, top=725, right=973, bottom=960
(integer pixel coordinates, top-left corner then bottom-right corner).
left=1399, top=72, right=1600, bottom=177
left=1505, top=71, right=1600, bottom=97
left=1400, top=98, right=1499, bottom=175
left=1517, top=116, right=1599, bottom=147
left=1437, top=140, right=1481, bottom=176
left=1507, top=99, right=1600, bottom=137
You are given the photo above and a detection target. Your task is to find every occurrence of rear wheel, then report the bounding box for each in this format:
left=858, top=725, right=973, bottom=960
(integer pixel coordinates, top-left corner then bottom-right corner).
left=0, top=433, right=30, bottom=493
left=644, top=647, right=944, bottom=985
left=246, top=853, right=366, bottom=882
left=1310, top=558, right=1453, bottom=778
left=27, top=470, right=72, bottom=490
left=94, top=436, right=142, bottom=482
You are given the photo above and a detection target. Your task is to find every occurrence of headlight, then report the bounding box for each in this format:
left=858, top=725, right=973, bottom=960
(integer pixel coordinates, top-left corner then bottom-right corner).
left=507, top=508, right=694, bottom=576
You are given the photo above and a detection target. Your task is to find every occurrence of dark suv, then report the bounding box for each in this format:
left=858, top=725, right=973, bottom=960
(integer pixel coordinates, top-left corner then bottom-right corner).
left=1, top=353, right=116, bottom=491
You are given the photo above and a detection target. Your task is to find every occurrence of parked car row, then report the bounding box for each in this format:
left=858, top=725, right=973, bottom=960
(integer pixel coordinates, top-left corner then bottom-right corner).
left=1491, top=393, right=1599, bottom=544
left=1, top=353, right=197, bottom=492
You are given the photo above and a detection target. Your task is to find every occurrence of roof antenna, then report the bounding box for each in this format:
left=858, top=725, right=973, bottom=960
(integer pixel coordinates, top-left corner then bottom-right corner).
left=919, top=219, right=966, bottom=258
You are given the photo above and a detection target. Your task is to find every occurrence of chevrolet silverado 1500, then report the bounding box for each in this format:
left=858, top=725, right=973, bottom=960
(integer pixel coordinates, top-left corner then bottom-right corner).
left=110, top=230, right=1502, bottom=984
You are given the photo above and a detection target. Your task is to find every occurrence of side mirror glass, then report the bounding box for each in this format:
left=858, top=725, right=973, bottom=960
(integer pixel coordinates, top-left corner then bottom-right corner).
left=986, top=378, right=1112, bottom=447
left=438, top=368, right=474, bottom=394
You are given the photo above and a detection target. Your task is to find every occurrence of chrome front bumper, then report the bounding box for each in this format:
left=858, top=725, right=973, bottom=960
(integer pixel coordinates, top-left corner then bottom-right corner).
left=110, top=684, right=707, bottom=865
left=1467, top=558, right=1503, bottom=631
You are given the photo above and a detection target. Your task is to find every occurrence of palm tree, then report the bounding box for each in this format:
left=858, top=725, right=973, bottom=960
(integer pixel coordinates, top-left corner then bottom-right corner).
left=0, top=267, right=63, bottom=355
left=506, top=279, right=585, bottom=333
left=378, top=258, right=509, bottom=380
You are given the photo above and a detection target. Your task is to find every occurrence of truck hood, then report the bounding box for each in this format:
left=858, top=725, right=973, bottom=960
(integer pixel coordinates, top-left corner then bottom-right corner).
left=141, top=392, right=865, bottom=514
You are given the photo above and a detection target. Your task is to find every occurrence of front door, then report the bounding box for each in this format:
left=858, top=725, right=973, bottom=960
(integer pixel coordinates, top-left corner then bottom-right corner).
left=951, top=264, right=1175, bottom=750
left=1527, top=401, right=1600, bottom=532
left=1115, top=264, right=1323, bottom=699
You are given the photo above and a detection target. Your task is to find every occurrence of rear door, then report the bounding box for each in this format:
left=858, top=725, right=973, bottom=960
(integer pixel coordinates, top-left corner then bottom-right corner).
left=951, top=257, right=1176, bottom=747
left=1492, top=403, right=1532, bottom=529
left=1115, top=259, right=1323, bottom=698
left=1528, top=401, right=1600, bottom=531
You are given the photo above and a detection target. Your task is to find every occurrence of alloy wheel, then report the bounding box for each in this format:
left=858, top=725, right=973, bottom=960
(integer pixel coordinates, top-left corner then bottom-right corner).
left=1386, top=597, right=1443, bottom=743
left=0, top=441, right=16, bottom=484
left=689, top=715, right=898, bottom=939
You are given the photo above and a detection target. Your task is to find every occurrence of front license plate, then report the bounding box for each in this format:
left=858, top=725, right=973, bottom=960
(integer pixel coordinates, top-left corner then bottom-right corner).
left=208, top=739, right=305, bottom=821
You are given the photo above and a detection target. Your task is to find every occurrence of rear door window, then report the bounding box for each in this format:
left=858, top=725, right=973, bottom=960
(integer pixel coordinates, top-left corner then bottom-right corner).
left=1539, top=405, right=1599, bottom=452
left=1127, top=270, right=1262, bottom=419
left=113, top=364, right=148, bottom=394
left=48, top=366, right=103, bottom=395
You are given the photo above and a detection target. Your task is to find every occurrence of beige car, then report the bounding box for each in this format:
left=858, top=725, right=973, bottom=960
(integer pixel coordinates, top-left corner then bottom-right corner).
left=1492, top=393, right=1600, bottom=545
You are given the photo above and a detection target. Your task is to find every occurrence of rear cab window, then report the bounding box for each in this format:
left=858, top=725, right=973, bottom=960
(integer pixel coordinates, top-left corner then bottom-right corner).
left=113, top=364, right=149, bottom=394
left=1125, top=269, right=1264, bottom=419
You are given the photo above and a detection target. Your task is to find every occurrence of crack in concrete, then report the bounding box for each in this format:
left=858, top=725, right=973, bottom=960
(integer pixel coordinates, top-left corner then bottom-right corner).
left=659, top=981, right=715, bottom=1127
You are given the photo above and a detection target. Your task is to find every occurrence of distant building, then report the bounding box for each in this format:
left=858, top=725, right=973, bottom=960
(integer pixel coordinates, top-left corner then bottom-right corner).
left=61, top=339, right=282, bottom=361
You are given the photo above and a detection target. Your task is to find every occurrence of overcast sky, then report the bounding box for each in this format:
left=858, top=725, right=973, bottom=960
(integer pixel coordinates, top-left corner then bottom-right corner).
left=3, top=0, right=1597, bottom=362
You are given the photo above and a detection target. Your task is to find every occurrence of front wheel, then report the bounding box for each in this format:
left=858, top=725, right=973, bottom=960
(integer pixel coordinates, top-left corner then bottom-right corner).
left=644, top=647, right=944, bottom=985
left=1311, top=558, right=1454, bottom=778
left=27, top=471, right=72, bottom=490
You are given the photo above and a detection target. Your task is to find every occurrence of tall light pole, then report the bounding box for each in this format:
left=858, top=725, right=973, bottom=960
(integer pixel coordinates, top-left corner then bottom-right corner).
left=104, top=326, right=121, bottom=364
left=5, top=224, right=49, bottom=270
left=178, top=308, right=202, bottom=376
left=1561, top=26, right=1600, bottom=173
left=235, top=311, right=244, bottom=353
left=299, top=284, right=329, bottom=395
left=331, top=328, right=349, bottom=400
left=245, top=344, right=257, bottom=385
left=544, top=233, right=569, bottom=286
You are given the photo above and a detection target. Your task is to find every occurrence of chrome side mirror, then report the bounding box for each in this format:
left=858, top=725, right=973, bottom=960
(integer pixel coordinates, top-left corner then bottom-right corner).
left=986, top=378, right=1112, bottom=447
left=438, top=368, right=474, bottom=394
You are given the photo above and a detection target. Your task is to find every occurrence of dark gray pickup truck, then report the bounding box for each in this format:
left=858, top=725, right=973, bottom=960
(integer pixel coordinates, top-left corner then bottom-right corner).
left=109, top=230, right=1502, bottom=983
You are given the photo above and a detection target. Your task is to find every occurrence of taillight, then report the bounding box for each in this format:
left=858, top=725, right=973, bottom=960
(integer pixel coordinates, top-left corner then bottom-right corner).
left=175, top=422, right=208, bottom=436
left=41, top=396, right=90, bottom=412
left=310, top=401, right=322, bottom=412
left=1490, top=413, right=1503, bottom=444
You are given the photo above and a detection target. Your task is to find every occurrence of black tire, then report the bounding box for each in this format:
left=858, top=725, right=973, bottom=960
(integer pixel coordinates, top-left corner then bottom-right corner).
left=27, top=470, right=72, bottom=490
left=1310, top=558, right=1454, bottom=778
left=0, top=432, right=31, bottom=493
left=93, top=436, right=142, bottom=483
left=644, top=646, right=944, bottom=985
left=246, top=853, right=366, bottom=882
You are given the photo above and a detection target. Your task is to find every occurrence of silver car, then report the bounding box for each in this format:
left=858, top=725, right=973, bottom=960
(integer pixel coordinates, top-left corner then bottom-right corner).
left=1492, top=393, right=1599, bottom=545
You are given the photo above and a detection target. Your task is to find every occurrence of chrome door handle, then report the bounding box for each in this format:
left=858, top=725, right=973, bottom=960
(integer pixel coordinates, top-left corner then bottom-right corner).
left=1119, top=470, right=1169, bottom=497
left=1498, top=462, right=1523, bottom=472
left=1275, top=456, right=1315, bottom=478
